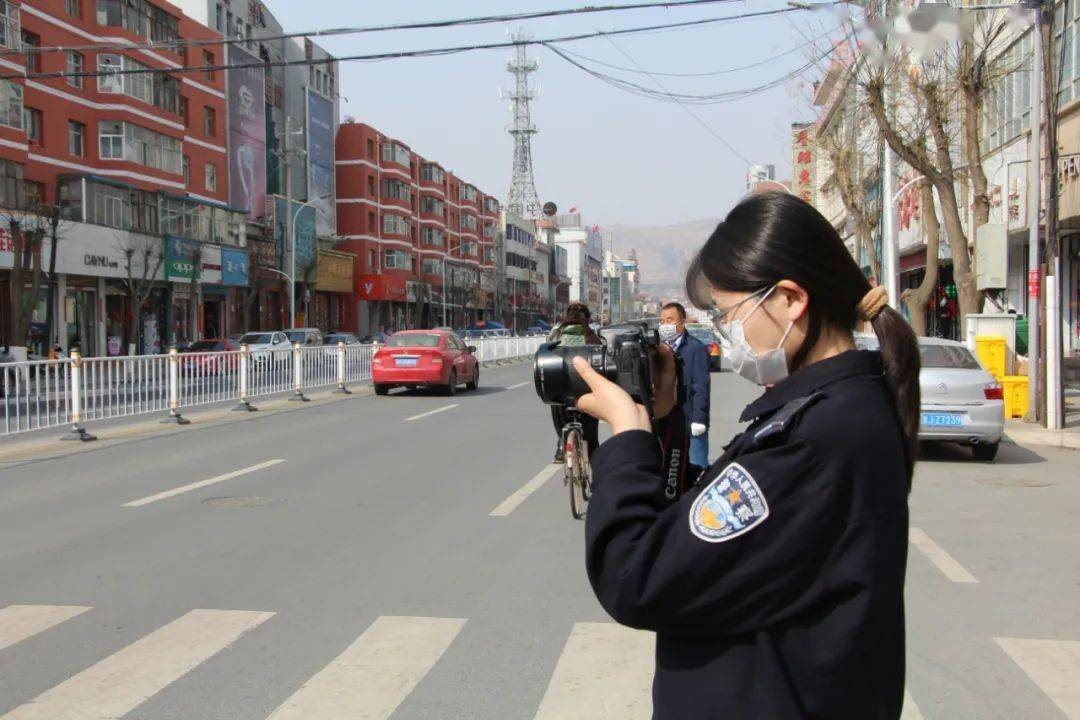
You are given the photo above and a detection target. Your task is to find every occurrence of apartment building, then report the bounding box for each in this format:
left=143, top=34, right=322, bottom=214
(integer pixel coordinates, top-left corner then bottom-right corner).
left=335, top=121, right=499, bottom=334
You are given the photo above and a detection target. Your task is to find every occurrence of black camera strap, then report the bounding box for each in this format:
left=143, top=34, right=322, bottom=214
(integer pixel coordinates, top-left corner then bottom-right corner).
left=656, top=353, right=692, bottom=501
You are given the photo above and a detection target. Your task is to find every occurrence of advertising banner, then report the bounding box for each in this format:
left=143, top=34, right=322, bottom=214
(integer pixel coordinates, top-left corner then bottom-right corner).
left=165, top=236, right=200, bottom=282
left=316, top=250, right=353, bottom=293
left=227, top=46, right=266, bottom=220
left=272, top=195, right=317, bottom=276
left=199, top=244, right=222, bottom=285
left=221, top=247, right=250, bottom=286
left=791, top=122, right=816, bottom=206
left=306, top=90, right=335, bottom=236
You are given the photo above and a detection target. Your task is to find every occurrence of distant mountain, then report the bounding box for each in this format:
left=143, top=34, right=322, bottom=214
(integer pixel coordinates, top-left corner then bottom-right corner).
left=604, top=218, right=720, bottom=297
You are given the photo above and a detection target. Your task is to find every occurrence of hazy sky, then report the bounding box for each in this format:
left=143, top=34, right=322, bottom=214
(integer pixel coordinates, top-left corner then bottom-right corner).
left=268, top=0, right=826, bottom=227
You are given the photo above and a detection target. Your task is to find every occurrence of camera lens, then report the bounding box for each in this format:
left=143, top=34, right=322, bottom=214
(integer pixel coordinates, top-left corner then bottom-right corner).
left=533, top=343, right=605, bottom=405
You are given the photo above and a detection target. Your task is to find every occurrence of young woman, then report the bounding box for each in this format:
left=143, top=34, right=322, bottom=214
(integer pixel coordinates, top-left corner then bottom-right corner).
left=548, top=303, right=602, bottom=463
left=574, top=192, right=919, bottom=719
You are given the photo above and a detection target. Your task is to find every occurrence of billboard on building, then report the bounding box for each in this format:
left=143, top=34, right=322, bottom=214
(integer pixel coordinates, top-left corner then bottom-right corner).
left=272, top=196, right=316, bottom=275
left=306, top=89, right=335, bottom=236
left=221, top=247, right=250, bottom=286
left=227, top=46, right=267, bottom=221
left=791, top=123, right=816, bottom=206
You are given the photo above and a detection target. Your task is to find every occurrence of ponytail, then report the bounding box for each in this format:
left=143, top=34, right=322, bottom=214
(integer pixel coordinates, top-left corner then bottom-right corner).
left=869, top=307, right=921, bottom=486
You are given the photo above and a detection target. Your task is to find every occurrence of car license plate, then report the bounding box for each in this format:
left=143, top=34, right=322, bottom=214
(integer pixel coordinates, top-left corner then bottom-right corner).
left=395, top=357, right=418, bottom=367
left=921, top=412, right=963, bottom=428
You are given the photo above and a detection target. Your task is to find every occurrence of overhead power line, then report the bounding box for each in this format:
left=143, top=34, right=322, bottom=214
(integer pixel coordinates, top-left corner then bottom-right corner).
left=3, top=0, right=751, bottom=58
left=0, top=8, right=809, bottom=83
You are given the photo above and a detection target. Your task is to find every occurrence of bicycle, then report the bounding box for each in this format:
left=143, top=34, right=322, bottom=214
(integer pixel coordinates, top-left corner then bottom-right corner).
left=560, top=408, right=592, bottom=519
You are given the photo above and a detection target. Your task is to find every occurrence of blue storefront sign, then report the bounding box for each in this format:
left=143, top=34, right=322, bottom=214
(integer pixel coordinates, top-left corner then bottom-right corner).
left=221, top=247, right=249, bottom=286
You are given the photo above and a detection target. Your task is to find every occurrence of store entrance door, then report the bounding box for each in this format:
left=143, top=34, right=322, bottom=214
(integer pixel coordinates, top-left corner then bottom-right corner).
left=66, top=288, right=97, bottom=356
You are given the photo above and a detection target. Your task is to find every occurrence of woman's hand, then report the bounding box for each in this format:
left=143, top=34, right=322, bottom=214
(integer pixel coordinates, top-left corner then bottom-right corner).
left=572, top=344, right=678, bottom=436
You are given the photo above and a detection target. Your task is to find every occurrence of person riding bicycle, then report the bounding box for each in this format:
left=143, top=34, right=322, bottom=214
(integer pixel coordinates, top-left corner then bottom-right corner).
left=548, top=303, right=601, bottom=463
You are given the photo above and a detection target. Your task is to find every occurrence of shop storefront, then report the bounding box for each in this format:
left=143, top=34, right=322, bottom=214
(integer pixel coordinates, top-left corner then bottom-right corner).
left=247, top=236, right=283, bottom=331
left=1057, top=110, right=1079, bottom=362
left=355, top=273, right=409, bottom=334
left=313, top=249, right=354, bottom=332
left=221, top=246, right=250, bottom=336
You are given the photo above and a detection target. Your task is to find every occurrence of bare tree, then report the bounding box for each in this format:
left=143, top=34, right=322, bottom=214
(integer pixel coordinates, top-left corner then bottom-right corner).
left=186, top=243, right=203, bottom=345
left=3, top=214, right=45, bottom=349
left=119, top=233, right=164, bottom=354
left=901, top=179, right=942, bottom=336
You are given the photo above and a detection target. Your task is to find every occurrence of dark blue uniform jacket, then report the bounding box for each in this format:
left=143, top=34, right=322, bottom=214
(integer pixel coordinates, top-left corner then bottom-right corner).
left=674, top=332, right=711, bottom=427
left=586, top=350, right=909, bottom=719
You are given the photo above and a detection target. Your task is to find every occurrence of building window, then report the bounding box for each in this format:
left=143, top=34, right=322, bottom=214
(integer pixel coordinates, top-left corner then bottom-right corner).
left=66, top=51, right=84, bottom=88
left=67, top=0, right=81, bottom=18
left=380, top=141, right=410, bottom=167
left=461, top=185, right=477, bottom=202
left=182, top=155, right=190, bottom=186
left=98, top=54, right=178, bottom=113
left=367, top=249, right=375, bottom=269
left=420, top=196, right=444, bottom=216
left=68, top=120, right=85, bottom=157
left=203, top=106, right=216, bottom=136
left=203, top=50, right=214, bottom=80
left=422, top=227, right=445, bottom=247
left=22, top=31, right=39, bottom=75
left=367, top=211, right=376, bottom=231
left=383, top=249, right=411, bottom=270
left=205, top=162, right=216, bottom=191
left=421, top=163, right=445, bottom=185
left=0, top=79, right=22, bottom=130
left=367, top=175, right=375, bottom=196
left=0, top=1, right=19, bottom=50
left=383, top=213, right=410, bottom=235
left=0, top=158, right=24, bottom=209
left=366, top=138, right=374, bottom=158
left=215, top=3, right=224, bottom=32
left=98, top=120, right=182, bottom=174
left=23, top=180, right=43, bottom=209
left=461, top=213, right=478, bottom=232
left=422, top=258, right=443, bottom=276
left=23, top=107, right=41, bottom=145
left=382, top=178, right=411, bottom=203
left=96, top=0, right=179, bottom=44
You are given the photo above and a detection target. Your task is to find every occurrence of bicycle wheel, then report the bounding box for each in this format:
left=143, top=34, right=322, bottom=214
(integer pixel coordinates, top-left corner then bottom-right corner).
left=566, top=428, right=588, bottom=519
left=579, top=437, right=592, bottom=501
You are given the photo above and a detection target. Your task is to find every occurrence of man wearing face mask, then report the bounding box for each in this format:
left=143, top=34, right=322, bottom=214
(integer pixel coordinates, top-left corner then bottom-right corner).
left=659, top=302, right=711, bottom=471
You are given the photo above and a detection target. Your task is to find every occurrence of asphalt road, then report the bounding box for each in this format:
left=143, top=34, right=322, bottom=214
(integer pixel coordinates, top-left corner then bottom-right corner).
left=0, top=363, right=1077, bottom=720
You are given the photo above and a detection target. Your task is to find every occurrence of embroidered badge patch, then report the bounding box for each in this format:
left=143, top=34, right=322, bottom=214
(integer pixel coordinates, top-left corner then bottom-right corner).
left=689, top=462, right=769, bottom=543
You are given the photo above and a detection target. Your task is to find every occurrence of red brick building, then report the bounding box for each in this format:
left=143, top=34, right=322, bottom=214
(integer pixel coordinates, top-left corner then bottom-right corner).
left=0, top=0, right=245, bottom=355
left=336, top=121, right=499, bottom=335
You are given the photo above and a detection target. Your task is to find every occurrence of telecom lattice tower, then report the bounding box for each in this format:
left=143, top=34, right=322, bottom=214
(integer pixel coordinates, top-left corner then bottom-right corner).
left=504, top=31, right=541, bottom=218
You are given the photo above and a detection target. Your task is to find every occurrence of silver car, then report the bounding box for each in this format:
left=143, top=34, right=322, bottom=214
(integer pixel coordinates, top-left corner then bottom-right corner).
left=855, top=335, right=1005, bottom=461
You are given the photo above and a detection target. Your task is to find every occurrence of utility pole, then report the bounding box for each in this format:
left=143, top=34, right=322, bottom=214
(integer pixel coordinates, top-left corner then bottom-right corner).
left=881, top=0, right=898, bottom=306
left=1025, top=0, right=1043, bottom=424
left=504, top=30, right=541, bottom=218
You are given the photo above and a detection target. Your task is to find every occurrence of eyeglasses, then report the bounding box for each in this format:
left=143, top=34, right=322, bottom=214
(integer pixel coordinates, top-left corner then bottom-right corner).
left=709, top=286, right=772, bottom=333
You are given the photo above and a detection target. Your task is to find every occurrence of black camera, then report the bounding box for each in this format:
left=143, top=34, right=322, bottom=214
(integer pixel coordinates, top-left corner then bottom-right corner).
left=533, top=321, right=661, bottom=412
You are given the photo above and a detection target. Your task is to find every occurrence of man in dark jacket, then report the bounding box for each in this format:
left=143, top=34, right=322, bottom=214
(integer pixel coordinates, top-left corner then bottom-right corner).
left=659, top=302, right=711, bottom=470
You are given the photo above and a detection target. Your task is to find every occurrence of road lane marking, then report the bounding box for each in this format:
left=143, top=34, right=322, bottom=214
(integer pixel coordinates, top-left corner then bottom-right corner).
left=122, top=459, right=285, bottom=507
left=901, top=689, right=925, bottom=720
left=0, top=609, right=273, bottom=720
left=507, top=381, right=532, bottom=389
left=534, top=622, right=653, bottom=720
left=489, top=465, right=561, bottom=516
left=404, top=404, right=459, bottom=422
left=265, top=615, right=465, bottom=720
left=909, top=527, right=979, bottom=583
left=995, top=637, right=1080, bottom=718
left=0, top=605, right=91, bottom=652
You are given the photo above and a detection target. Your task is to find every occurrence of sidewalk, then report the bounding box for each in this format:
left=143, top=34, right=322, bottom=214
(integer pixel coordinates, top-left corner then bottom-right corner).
left=1004, top=387, right=1080, bottom=451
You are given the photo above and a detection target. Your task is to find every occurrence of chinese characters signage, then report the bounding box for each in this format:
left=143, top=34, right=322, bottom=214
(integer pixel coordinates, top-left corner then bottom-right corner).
left=791, top=122, right=816, bottom=207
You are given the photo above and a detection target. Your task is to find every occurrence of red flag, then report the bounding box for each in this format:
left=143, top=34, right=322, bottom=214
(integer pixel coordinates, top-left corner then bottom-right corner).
left=569, top=206, right=578, bottom=213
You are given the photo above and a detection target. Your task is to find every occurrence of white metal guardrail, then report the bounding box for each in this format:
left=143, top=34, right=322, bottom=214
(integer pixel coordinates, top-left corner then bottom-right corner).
left=1, top=336, right=542, bottom=439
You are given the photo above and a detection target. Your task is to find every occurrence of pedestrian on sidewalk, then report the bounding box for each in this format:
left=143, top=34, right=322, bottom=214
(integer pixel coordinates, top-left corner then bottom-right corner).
left=574, top=191, right=919, bottom=719
left=659, top=301, right=711, bottom=475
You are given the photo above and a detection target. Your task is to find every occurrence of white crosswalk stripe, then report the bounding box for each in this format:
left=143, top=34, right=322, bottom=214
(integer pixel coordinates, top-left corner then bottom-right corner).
left=0, top=605, right=91, bottom=653
left=265, top=615, right=465, bottom=720
left=0, top=609, right=273, bottom=720
left=994, top=637, right=1080, bottom=719
left=534, top=622, right=654, bottom=720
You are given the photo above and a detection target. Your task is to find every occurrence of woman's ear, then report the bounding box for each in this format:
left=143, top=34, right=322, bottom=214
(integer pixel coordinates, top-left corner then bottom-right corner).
left=775, top=280, right=810, bottom=323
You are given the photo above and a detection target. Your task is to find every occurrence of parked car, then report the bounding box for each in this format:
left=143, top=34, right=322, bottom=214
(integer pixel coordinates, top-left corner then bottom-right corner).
left=284, top=328, right=323, bottom=346
left=371, top=330, right=479, bottom=396
left=856, top=335, right=1005, bottom=461
left=322, top=332, right=363, bottom=358
left=180, top=339, right=240, bottom=374
left=687, top=326, right=723, bottom=371
left=237, top=331, right=291, bottom=363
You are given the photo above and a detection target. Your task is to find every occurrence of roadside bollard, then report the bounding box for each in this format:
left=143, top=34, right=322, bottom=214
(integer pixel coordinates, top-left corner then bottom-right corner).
left=60, top=350, right=96, bottom=442
left=233, top=344, right=257, bottom=412
left=161, top=346, right=190, bottom=424
left=333, top=341, right=351, bottom=394
left=290, top=342, right=309, bottom=402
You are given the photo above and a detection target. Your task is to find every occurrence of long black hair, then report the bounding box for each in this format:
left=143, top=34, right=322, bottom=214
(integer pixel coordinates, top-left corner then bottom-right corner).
left=687, top=191, right=920, bottom=481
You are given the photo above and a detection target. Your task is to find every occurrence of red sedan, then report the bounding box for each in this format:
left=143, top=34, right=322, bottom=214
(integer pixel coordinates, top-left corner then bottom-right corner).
left=371, top=330, right=479, bottom=396
left=180, top=338, right=241, bottom=374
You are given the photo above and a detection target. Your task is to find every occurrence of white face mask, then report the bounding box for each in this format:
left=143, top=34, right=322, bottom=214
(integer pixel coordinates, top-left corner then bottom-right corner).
left=717, top=286, right=795, bottom=386
left=658, top=323, right=679, bottom=342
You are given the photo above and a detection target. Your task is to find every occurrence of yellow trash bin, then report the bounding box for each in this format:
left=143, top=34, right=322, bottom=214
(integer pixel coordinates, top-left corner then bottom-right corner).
left=1001, top=375, right=1028, bottom=419
left=975, top=335, right=1007, bottom=380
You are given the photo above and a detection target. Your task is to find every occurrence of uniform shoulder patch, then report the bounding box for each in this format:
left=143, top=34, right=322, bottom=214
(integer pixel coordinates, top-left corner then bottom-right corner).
left=688, top=462, right=769, bottom=543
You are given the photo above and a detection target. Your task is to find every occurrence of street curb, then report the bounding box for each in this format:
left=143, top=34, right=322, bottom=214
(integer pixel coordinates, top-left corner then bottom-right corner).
left=1004, top=427, right=1080, bottom=451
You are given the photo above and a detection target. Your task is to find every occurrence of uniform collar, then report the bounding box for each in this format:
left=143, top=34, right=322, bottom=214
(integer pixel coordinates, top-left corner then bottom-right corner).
left=739, top=350, right=883, bottom=422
